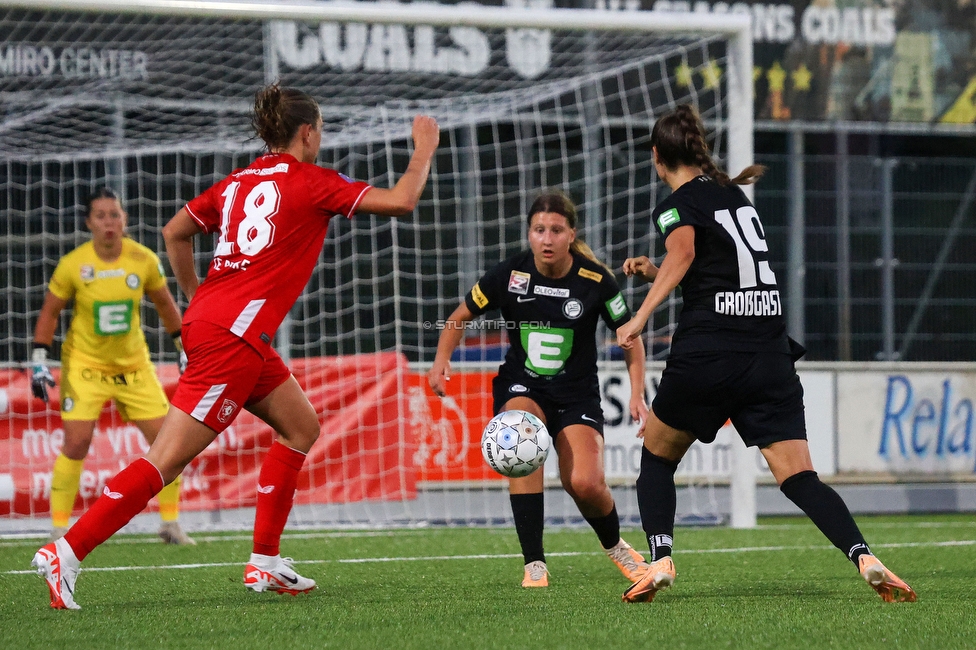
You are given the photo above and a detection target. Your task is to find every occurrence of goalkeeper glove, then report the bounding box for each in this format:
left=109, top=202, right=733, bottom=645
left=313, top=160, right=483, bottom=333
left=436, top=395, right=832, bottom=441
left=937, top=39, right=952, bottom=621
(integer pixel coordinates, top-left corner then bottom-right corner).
left=30, top=344, right=56, bottom=402
left=172, top=331, right=188, bottom=375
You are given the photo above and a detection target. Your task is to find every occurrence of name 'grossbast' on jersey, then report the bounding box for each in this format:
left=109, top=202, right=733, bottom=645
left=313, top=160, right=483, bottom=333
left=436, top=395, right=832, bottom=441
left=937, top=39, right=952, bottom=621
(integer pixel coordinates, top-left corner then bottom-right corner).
left=653, top=175, right=790, bottom=355
left=463, top=250, right=632, bottom=393
left=183, top=153, right=371, bottom=355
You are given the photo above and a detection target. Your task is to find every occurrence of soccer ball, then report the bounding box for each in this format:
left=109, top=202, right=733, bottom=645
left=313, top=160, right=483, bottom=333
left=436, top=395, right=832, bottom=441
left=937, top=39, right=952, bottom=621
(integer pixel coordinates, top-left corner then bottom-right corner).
left=481, top=410, right=551, bottom=478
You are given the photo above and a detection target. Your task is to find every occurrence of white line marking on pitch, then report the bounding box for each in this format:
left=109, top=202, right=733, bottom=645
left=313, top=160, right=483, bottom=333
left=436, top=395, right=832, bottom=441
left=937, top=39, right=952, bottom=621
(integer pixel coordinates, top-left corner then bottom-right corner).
left=0, top=529, right=417, bottom=548
left=4, top=538, right=974, bottom=576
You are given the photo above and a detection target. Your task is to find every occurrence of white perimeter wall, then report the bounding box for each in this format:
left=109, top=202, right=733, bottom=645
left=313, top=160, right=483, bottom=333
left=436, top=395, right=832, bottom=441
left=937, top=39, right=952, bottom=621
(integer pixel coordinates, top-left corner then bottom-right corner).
left=551, top=362, right=976, bottom=483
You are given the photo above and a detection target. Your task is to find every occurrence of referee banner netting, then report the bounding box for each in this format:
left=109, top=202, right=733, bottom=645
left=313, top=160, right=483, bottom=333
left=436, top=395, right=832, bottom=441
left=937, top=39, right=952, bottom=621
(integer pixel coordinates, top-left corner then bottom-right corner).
left=0, top=0, right=751, bottom=529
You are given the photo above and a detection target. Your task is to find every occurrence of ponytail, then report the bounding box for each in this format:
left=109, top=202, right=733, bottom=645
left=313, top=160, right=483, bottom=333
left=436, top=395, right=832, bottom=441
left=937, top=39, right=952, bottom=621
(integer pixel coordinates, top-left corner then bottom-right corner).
left=252, top=82, right=320, bottom=151
left=570, top=240, right=612, bottom=274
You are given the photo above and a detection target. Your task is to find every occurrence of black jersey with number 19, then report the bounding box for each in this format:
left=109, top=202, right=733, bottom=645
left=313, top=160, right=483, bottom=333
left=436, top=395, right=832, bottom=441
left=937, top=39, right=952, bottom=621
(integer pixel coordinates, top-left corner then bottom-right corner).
left=653, top=175, right=790, bottom=356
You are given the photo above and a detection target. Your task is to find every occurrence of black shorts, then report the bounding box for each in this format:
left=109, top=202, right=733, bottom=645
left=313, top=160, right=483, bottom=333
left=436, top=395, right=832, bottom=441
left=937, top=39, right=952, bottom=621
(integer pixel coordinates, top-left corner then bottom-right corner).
left=651, top=351, right=806, bottom=448
left=492, top=374, right=605, bottom=437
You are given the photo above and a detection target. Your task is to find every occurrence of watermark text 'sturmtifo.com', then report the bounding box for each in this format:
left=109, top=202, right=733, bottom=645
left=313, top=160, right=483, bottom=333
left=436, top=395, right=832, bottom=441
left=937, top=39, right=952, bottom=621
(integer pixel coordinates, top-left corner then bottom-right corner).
left=422, top=320, right=551, bottom=330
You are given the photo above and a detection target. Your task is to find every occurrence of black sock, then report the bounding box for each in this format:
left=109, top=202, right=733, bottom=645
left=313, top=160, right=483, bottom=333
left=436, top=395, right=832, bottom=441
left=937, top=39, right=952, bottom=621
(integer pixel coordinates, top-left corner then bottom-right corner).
left=584, top=504, right=621, bottom=550
left=510, top=492, right=545, bottom=564
left=780, top=470, right=871, bottom=566
left=637, top=447, right=678, bottom=561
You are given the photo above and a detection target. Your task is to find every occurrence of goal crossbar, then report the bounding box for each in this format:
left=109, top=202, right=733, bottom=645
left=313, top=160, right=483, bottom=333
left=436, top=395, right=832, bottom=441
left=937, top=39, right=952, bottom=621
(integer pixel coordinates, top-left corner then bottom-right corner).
left=4, top=0, right=753, bottom=179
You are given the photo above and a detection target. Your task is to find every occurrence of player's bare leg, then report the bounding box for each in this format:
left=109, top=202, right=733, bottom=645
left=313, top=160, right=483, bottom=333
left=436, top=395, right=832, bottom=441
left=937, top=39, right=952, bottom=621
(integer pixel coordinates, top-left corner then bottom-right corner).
left=558, top=425, right=648, bottom=581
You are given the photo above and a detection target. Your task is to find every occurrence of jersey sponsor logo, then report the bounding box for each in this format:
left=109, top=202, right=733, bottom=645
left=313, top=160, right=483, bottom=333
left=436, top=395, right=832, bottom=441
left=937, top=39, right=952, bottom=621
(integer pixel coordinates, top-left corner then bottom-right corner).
left=577, top=267, right=602, bottom=283
left=656, top=207, right=680, bottom=233
left=508, top=271, right=530, bottom=295
left=93, top=300, right=133, bottom=336
left=96, top=268, right=126, bottom=280
left=714, top=290, right=782, bottom=316
left=233, top=162, right=289, bottom=177
left=471, top=282, right=489, bottom=309
left=80, top=265, right=94, bottom=282
left=508, top=383, right=528, bottom=393
left=562, top=298, right=583, bottom=319
left=125, top=273, right=140, bottom=289
left=605, top=293, right=628, bottom=320
left=217, top=398, right=238, bottom=424
left=520, top=326, right=574, bottom=376
left=533, top=285, right=570, bottom=298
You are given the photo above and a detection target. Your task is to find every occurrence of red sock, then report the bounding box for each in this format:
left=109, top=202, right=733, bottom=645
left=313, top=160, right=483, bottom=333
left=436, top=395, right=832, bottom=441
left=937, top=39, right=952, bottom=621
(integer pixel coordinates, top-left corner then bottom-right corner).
left=253, top=442, right=306, bottom=556
left=64, top=458, right=164, bottom=561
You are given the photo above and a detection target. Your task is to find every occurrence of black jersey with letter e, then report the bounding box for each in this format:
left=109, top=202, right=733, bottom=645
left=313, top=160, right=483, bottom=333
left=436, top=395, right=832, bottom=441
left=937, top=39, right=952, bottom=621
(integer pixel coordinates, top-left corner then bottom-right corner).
left=464, top=250, right=631, bottom=394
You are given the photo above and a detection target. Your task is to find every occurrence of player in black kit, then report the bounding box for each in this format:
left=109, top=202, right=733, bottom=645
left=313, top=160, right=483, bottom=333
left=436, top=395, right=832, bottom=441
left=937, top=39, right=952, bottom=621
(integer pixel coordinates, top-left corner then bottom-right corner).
left=617, top=104, right=916, bottom=604
left=428, top=190, right=651, bottom=588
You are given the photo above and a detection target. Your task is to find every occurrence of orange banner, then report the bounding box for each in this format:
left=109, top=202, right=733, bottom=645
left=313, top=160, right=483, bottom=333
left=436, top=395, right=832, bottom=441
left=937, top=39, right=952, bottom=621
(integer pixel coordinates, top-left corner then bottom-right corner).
left=0, top=353, right=416, bottom=517
left=405, top=370, right=502, bottom=483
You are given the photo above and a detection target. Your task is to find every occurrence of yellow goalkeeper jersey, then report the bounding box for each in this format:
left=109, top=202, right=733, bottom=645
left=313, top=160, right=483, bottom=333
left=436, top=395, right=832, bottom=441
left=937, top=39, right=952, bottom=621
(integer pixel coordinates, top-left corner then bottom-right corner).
left=48, top=238, right=168, bottom=371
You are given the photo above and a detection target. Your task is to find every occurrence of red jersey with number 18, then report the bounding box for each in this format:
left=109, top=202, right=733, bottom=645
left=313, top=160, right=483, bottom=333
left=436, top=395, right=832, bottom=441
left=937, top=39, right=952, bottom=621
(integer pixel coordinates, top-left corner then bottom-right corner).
left=182, top=153, right=371, bottom=355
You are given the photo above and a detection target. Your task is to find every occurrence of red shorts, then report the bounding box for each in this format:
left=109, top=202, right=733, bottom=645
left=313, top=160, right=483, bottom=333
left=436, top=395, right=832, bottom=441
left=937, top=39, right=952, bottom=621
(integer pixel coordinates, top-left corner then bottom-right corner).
left=170, top=321, right=291, bottom=433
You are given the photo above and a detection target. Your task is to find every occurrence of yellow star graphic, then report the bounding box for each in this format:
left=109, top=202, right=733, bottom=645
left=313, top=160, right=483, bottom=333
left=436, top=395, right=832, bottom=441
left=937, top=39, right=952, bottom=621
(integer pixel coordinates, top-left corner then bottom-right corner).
left=767, top=61, right=787, bottom=93
left=675, top=63, right=693, bottom=88
left=791, top=63, right=812, bottom=92
left=701, top=59, right=722, bottom=89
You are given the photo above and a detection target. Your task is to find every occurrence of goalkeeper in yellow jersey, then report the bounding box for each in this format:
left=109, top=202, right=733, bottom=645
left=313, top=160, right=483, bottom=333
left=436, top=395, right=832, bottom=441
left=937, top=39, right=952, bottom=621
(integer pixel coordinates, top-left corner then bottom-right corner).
left=30, top=187, right=195, bottom=545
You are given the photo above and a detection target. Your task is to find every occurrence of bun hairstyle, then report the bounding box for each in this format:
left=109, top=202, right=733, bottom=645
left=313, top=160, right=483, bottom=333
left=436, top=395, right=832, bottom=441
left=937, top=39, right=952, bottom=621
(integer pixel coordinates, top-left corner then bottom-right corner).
left=651, top=104, right=765, bottom=186
left=252, top=83, right=321, bottom=151
left=527, top=190, right=610, bottom=272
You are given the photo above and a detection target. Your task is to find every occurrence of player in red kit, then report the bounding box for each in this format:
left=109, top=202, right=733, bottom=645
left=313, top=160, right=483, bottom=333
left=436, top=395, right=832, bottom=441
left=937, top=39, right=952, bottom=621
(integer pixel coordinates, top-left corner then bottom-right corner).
left=31, top=83, right=440, bottom=610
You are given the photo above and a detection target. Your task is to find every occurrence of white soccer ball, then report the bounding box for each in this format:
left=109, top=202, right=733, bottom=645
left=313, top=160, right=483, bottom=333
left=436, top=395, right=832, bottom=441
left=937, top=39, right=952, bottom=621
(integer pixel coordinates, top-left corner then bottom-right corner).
left=481, top=410, right=551, bottom=478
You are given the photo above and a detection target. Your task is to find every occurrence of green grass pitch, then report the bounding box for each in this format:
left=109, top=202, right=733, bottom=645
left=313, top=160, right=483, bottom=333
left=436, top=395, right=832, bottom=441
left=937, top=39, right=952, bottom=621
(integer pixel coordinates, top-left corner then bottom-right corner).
left=1, top=514, right=974, bottom=649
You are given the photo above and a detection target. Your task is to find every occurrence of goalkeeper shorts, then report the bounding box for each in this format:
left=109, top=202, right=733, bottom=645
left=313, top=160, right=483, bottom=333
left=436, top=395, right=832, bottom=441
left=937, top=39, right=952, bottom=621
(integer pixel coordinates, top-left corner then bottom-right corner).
left=59, top=359, right=169, bottom=422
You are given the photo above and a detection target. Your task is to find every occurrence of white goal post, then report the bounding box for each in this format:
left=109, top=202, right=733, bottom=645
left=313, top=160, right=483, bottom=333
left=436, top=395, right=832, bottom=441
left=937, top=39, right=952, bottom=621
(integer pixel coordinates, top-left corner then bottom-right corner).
left=1, top=0, right=755, bottom=531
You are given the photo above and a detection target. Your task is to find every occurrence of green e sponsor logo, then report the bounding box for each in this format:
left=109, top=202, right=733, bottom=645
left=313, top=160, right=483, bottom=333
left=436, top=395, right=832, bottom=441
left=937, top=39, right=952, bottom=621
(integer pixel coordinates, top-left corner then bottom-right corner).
left=521, top=326, right=574, bottom=376
left=605, top=292, right=628, bottom=320
left=94, top=300, right=133, bottom=336
left=656, top=208, right=680, bottom=234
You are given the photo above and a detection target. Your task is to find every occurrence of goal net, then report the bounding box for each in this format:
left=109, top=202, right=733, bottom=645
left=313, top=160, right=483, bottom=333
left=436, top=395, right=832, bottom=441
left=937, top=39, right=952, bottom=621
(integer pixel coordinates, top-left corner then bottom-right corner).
left=0, top=0, right=753, bottom=532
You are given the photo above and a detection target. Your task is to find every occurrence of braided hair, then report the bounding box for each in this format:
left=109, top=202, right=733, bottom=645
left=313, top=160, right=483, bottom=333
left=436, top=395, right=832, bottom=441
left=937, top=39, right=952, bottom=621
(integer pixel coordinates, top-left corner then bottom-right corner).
left=651, top=104, right=764, bottom=186
left=252, top=83, right=321, bottom=152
